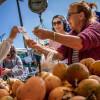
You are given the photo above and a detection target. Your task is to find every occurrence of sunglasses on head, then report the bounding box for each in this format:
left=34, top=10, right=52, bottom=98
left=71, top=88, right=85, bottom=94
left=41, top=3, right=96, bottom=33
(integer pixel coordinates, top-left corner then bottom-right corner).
left=53, top=20, right=63, bottom=26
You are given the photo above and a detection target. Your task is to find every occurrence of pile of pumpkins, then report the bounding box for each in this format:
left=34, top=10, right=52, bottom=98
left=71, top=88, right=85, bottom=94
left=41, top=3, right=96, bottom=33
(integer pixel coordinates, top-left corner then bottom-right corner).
left=0, top=58, right=100, bottom=100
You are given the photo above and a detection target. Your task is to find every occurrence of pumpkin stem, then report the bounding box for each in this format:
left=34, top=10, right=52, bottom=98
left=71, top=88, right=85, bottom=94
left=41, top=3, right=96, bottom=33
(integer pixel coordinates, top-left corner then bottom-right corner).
left=74, top=78, right=78, bottom=87
left=86, top=91, right=97, bottom=100
left=57, top=60, right=60, bottom=64
left=38, top=61, right=42, bottom=76
left=62, top=89, right=72, bottom=100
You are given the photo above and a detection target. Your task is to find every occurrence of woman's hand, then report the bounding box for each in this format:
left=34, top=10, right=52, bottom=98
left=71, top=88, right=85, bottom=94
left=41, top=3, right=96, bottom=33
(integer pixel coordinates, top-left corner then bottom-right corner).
left=26, top=39, right=43, bottom=54
left=17, top=26, right=26, bottom=33
left=8, top=26, right=20, bottom=40
left=2, top=68, right=11, bottom=75
left=26, top=39, right=37, bottom=48
left=33, top=28, right=51, bottom=40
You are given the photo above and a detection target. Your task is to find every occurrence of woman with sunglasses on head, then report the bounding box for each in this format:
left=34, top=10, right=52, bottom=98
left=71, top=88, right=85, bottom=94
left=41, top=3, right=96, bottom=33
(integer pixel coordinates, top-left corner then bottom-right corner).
left=30, top=1, right=100, bottom=64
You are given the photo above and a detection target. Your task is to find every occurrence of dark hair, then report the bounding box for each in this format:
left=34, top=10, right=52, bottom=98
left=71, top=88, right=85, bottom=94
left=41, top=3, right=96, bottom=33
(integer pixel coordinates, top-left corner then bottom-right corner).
left=69, top=1, right=97, bottom=22
left=52, top=15, right=70, bottom=32
left=10, top=45, right=16, bottom=54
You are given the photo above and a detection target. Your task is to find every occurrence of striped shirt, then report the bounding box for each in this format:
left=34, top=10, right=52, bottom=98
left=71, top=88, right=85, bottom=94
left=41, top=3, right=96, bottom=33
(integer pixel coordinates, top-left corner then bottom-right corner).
left=72, top=49, right=79, bottom=63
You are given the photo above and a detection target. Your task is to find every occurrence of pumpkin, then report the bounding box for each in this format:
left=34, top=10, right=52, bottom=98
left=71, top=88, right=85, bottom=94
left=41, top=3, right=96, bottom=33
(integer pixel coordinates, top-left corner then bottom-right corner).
left=91, top=60, right=100, bottom=76
left=39, top=71, right=51, bottom=79
left=66, top=63, right=89, bottom=87
left=89, top=75, right=100, bottom=83
left=17, top=76, right=46, bottom=100
left=48, top=86, right=74, bottom=100
left=12, top=80, right=24, bottom=96
left=80, top=58, right=95, bottom=73
left=1, top=96, right=13, bottom=100
left=44, top=74, right=62, bottom=93
left=75, top=79, right=99, bottom=97
left=95, top=85, right=100, bottom=100
left=69, top=96, right=86, bottom=100
left=52, top=63, right=68, bottom=80
left=0, top=89, right=9, bottom=99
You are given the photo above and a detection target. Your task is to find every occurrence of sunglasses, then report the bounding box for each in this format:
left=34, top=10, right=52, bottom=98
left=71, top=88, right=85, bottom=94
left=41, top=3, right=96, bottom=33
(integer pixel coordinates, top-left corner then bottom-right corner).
left=67, top=12, right=80, bottom=19
left=7, top=54, right=10, bottom=57
left=53, top=20, right=63, bottom=26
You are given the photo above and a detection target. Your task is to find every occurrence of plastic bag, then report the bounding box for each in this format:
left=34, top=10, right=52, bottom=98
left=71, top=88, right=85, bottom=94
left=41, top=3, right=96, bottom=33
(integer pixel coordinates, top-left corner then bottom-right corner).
left=40, top=52, right=58, bottom=71
left=18, top=26, right=31, bottom=40
left=23, top=55, right=33, bottom=64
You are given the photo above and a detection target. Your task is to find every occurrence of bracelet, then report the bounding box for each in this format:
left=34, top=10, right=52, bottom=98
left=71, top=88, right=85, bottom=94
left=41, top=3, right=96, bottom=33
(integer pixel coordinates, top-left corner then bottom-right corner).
left=53, top=32, right=56, bottom=41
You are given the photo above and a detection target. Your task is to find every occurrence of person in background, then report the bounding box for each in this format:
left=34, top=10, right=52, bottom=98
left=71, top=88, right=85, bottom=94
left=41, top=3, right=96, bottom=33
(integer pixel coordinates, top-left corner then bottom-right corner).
left=0, top=26, right=20, bottom=76
left=29, top=1, right=100, bottom=64
left=48, top=15, right=70, bottom=63
left=1, top=45, right=23, bottom=76
left=0, top=26, right=19, bottom=61
left=48, top=15, right=70, bottom=50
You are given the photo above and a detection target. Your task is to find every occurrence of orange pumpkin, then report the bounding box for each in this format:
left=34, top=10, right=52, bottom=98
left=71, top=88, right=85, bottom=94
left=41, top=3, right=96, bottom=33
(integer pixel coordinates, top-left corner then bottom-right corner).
left=44, top=74, right=62, bottom=93
left=91, top=60, right=100, bottom=76
left=0, top=89, right=9, bottom=99
left=52, top=63, right=68, bottom=80
left=66, top=63, right=89, bottom=87
left=80, top=58, right=95, bottom=73
left=17, top=76, right=46, bottom=100
left=75, top=79, right=99, bottom=97
left=48, top=86, right=74, bottom=100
